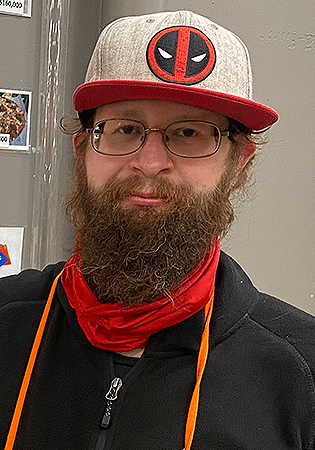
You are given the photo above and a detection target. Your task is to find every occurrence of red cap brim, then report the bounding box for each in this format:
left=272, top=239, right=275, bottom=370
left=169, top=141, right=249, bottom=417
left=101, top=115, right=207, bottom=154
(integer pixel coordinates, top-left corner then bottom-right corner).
left=73, top=80, right=278, bottom=131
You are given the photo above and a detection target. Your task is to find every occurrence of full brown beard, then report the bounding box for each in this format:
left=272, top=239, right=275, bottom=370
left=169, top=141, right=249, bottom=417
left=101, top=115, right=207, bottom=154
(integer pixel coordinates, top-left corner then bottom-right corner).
left=65, top=159, right=238, bottom=306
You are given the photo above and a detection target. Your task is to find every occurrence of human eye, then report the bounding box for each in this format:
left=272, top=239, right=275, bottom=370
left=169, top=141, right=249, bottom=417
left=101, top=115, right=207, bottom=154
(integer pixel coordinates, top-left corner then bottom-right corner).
left=115, top=121, right=143, bottom=137
left=179, top=127, right=197, bottom=138
left=171, top=123, right=200, bottom=140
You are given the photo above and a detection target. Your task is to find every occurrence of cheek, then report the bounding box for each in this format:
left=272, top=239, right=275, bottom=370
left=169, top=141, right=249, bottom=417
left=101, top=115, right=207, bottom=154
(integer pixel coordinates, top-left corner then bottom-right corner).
left=85, top=145, right=121, bottom=188
left=85, top=148, right=105, bottom=187
left=178, top=154, right=230, bottom=192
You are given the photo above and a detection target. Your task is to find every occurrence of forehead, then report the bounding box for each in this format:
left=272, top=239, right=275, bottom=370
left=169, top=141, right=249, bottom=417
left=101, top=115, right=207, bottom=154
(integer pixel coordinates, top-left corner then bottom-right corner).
left=94, top=99, right=229, bottom=127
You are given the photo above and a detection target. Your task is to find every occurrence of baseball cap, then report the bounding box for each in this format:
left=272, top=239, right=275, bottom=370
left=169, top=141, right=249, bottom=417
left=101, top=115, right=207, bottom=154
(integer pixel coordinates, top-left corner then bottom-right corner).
left=73, top=10, right=278, bottom=131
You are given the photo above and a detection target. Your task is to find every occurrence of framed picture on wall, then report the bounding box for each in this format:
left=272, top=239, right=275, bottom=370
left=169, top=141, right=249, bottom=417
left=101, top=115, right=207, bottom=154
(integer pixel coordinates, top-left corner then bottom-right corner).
left=0, top=227, right=24, bottom=277
left=0, top=89, right=32, bottom=152
left=0, top=0, right=32, bottom=18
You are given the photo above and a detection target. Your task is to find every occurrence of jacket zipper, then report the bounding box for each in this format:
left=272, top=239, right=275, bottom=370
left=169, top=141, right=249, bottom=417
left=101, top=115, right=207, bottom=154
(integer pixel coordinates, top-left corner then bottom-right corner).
left=101, top=377, right=123, bottom=429
left=96, top=377, right=123, bottom=450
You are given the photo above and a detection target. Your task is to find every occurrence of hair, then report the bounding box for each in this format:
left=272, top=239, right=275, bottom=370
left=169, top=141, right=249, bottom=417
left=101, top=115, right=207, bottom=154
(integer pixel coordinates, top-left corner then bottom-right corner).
left=60, top=109, right=96, bottom=135
left=227, top=119, right=265, bottom=196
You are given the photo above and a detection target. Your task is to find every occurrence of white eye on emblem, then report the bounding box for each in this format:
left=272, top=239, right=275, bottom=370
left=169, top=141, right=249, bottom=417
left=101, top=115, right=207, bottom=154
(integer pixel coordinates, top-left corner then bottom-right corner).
left=191, top=53, right=207, bottom=62
left=158, top=48, right=173, bottom=59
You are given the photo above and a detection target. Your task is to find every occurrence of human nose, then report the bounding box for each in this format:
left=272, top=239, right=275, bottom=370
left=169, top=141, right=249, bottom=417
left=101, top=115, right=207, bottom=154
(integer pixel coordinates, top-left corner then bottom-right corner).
left=129, top=129, right=174, bottom=178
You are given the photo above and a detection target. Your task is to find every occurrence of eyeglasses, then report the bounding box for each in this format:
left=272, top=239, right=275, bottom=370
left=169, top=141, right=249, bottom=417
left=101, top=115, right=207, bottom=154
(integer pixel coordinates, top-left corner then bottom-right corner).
left=86, top=119, right=230, bottom=158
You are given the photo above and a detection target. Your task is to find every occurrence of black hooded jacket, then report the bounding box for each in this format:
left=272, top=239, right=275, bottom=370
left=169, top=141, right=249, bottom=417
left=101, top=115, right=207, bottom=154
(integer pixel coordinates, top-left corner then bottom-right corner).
left=1, top=252, right=315, bottom=449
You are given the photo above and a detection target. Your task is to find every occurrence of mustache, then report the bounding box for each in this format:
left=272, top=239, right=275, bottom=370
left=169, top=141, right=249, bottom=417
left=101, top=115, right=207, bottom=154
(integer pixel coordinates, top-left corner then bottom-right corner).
left=88, top=175, right=199, bottom=209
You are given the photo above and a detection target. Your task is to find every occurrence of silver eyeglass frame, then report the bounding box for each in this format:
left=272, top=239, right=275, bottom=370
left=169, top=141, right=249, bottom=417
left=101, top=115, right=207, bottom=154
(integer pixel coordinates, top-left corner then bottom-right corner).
left=86, top=119, right=230, bottom=159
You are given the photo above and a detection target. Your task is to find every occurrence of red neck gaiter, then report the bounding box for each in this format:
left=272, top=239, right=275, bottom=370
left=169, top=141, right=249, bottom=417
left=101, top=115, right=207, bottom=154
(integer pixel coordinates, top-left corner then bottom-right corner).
left=61, top=240, right=220, bottom=352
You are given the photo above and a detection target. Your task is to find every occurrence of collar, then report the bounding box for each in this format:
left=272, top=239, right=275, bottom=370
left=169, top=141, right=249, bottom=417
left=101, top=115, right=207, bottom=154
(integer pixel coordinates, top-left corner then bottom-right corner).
left=57, top=251, right=257, bottom=354
left=61, top=241, right=220, bottom=352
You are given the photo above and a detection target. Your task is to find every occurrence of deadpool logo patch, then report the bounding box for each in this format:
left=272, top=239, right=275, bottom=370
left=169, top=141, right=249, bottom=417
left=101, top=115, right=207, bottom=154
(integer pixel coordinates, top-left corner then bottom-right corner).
left=146, top=26, right=216, bottom=85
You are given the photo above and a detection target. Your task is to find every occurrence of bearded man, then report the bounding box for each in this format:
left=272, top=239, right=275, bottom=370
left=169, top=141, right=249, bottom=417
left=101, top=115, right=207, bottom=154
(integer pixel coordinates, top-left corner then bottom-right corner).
left=1, top=10, right=315, bottom=450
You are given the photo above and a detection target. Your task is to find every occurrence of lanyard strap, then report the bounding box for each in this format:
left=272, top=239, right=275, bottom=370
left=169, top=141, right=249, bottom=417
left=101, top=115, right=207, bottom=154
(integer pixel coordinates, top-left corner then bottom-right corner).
left=184, top=291, right=214, bottom=450
left=5, top=272, right=213, bottom=450
left=4, top=271, right=63, bottom=450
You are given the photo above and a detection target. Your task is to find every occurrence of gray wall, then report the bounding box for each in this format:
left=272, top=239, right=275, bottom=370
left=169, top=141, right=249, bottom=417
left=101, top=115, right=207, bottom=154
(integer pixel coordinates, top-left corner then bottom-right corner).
left=0, top=2, right=41, bottom=269
left=0, top=0, right=314, bottom=315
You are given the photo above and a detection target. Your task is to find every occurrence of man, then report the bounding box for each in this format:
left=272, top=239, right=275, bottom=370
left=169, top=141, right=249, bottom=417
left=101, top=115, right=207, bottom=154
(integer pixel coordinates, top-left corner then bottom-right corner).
left=1, top=10, right=315, bottom=450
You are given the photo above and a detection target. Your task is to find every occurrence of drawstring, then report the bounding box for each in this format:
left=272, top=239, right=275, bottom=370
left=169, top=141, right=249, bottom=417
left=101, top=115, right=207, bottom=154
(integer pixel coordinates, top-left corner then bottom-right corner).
left=5, top=272, right=213, bottom=450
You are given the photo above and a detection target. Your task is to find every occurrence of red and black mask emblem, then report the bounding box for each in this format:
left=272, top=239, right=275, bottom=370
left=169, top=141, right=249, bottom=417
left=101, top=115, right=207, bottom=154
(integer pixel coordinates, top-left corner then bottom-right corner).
left=146, top=26, right=216, bottom=85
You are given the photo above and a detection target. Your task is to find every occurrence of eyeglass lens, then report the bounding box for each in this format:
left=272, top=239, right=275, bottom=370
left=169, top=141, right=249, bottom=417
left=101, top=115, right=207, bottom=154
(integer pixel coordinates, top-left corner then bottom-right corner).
left=92, top=119, right=221, bottom=157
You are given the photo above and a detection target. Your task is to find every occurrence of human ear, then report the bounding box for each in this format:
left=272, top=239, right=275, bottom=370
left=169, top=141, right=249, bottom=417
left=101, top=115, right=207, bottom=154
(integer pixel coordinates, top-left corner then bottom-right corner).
left=237, top=142, right=256, bottom=171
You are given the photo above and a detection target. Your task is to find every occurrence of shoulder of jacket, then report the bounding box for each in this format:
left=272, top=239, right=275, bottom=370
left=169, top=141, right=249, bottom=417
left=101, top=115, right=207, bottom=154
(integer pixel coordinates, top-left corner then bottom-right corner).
left=218, top=252, right=315, bottom=373
left=249, top=291, right=315, bottom=344
left=248, top=292, right=315, bottom=382
left=0, top=261, right=65, bottom=310
left=219, top=251, right=315, bottom=342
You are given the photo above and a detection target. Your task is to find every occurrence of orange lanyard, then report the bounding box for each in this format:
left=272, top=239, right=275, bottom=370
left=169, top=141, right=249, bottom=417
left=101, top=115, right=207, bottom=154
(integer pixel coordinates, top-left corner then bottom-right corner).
left=184, top=291, right=213, bottom=450
left=5, top=272, right=213, bottom=450
left=4, top=271, right=63, bottom=450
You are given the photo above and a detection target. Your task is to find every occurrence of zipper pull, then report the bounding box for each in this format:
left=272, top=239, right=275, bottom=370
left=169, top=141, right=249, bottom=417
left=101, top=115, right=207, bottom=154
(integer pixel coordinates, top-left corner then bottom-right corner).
left=101, top=377, right=123, bottom=429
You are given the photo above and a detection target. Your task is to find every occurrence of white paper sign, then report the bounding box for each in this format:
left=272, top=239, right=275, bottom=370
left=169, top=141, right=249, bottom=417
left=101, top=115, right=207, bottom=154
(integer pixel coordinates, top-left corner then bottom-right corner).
left=0, top=133, right=10, bottom=148
left=0, top=0, right=25, bottom=15
left=0, top=227, right=24, bottom=277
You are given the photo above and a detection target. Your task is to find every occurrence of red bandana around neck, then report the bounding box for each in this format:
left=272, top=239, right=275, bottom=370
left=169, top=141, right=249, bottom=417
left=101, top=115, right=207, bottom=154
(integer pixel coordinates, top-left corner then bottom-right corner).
left=61, top=239, right=220, bottom=352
